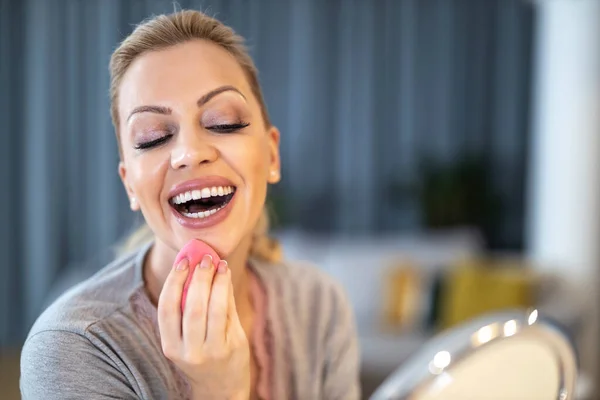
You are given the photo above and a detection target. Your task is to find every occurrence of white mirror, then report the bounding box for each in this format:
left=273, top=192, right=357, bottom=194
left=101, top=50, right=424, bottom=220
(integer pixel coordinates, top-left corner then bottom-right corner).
left=370, top=310, right=578, bottom=400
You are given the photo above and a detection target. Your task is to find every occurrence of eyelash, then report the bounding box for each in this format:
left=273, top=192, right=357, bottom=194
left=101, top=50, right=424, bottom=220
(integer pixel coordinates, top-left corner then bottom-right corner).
left=134, top=122, right=250, bottom=150
left=207, top=122, right=251, bottom=133
left=134, top=134, right=173, bottom=150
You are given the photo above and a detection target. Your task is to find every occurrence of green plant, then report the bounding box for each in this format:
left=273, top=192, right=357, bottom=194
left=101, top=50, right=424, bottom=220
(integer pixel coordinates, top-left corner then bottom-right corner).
left=389, top=156, right=502, bottom=243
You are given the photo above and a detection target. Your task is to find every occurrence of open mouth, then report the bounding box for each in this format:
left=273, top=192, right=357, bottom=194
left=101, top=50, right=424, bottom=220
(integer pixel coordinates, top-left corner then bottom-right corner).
left=169, top=185, right=236, bottom=219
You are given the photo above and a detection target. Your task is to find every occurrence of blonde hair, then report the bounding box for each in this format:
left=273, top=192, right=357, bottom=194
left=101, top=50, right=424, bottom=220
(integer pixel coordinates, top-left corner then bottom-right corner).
left=110, top=9, right=281, bottom=263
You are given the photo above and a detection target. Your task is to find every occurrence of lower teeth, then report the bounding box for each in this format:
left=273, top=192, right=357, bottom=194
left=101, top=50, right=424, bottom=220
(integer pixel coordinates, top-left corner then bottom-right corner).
left=181, top=205, right=225, bottom=219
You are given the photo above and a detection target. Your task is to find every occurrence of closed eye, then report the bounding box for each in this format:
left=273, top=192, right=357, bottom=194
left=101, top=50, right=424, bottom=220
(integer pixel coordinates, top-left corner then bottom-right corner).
left=207, top=122, right=250, bottom=133
left=134, top=134, right=173, bottom=150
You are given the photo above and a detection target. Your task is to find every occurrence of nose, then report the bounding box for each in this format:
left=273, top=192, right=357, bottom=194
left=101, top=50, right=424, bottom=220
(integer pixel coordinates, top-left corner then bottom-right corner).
left=170, top=129, right=218, bottom=170
left=171, top=129, right=219, bottom=169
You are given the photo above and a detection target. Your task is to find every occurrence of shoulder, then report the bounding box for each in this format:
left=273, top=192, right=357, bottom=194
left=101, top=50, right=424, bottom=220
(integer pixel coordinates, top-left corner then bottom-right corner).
left=20, top=328, right=140, bottom=399
left=251, top=257, right=361, bottom=398
left=26, top=246, right=144, bottom=340
left=21, top=247, right=150, bottom=398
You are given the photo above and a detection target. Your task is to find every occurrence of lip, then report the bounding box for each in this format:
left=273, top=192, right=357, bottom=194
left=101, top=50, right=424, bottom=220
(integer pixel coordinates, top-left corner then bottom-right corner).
left=167, top=176, right=237, bottom=230
left=170, top=193, right=236, bottom=230
left=167, top=176, right=236, bottom=199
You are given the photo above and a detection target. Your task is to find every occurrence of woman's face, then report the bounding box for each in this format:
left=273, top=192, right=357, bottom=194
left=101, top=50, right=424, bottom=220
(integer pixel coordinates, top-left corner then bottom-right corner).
left=117, top=39, right=280, bottom=257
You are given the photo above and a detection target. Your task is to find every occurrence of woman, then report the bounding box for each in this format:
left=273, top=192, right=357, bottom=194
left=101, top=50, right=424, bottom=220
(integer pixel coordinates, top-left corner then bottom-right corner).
left=20, top=9, right=360, bottom=400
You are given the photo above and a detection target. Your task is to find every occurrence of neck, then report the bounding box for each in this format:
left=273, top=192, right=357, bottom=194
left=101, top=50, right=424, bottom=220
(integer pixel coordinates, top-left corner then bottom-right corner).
left=143, top=235, right=255, bottom=324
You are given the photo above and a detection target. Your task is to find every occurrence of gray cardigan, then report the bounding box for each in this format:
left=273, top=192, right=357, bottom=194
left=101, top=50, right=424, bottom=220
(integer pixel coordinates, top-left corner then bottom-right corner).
left=20, top=242, right=361, bottom=399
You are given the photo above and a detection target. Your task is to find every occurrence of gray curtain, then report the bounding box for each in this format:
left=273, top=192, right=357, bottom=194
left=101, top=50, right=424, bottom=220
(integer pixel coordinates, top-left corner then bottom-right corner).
left=0, top=0, right=534, bottom=346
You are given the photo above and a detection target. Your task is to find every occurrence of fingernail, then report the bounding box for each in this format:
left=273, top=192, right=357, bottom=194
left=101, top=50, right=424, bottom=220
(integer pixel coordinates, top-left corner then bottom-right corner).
left=200, top=254, right=213, bottom=269
left=175, top=259, right=188, bottom=271
left=217, top=260, right=228, bottom=274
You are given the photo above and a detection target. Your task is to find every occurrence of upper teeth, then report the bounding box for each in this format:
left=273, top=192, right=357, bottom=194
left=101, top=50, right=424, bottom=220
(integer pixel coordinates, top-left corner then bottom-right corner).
left=171, top=186, right=234, bottom=204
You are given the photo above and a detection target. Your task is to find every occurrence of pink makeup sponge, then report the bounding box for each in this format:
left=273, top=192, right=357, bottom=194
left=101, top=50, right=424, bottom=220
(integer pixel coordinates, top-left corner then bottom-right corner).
left=174, top=239, right=221, bottom=313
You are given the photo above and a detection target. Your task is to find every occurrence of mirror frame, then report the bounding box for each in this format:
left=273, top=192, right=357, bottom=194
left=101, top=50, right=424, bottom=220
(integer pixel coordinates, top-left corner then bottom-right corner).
left=370, top=309, right=578, bottom=400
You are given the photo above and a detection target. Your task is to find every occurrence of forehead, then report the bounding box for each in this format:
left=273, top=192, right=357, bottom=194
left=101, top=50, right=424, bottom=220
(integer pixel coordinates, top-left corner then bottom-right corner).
left=118, top=39, right=250, bottom=112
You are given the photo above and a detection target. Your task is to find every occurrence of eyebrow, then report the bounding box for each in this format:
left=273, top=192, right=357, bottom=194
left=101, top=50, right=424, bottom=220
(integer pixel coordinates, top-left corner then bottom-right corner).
left=126, top=85, right=246, bottom=122
left=127, top=105, right=172, bottom=122
left=197, top=85, right=246, bottom=106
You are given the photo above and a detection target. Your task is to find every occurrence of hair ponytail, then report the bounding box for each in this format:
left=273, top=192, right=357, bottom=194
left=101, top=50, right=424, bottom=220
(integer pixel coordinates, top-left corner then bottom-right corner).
left=249, top=206, right=283, bottom=263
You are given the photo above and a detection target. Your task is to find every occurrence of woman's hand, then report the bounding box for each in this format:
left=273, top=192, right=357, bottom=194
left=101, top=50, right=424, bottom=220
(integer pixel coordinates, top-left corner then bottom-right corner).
left=158, top=254, right=250, bottom=400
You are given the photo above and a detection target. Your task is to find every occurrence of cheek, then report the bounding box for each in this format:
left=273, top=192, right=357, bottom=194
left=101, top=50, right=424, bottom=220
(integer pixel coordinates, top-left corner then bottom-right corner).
left=127, top=152, right=170, bottom=204
left=223, top=135, right=270, bottom=182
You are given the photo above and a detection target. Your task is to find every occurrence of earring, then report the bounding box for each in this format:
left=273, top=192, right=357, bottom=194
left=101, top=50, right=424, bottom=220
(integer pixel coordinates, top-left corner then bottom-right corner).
left=269, top=170, right=279, bottom=182
left=130, top=197, right=138, bottom=211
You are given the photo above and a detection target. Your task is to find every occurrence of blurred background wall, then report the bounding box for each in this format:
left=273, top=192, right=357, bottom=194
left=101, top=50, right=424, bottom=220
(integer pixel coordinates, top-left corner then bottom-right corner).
left=2, top=0, right=599, bottom=398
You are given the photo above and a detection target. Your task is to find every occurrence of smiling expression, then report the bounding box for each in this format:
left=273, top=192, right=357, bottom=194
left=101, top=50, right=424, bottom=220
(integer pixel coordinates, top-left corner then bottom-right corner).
left=116, top=39, right=280, bottom=257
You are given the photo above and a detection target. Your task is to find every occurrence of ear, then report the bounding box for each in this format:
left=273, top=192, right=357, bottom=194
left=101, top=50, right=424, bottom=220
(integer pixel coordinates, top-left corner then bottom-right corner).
left=118, top=161, right=139, bottom=211
left=267, top=126, right=281, bottom=184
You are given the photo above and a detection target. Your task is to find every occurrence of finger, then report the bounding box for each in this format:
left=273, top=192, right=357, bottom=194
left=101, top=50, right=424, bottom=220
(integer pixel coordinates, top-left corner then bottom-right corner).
left=182, top=254, right=215, bottom=348
left=206, top=260, right=231, bottom=346
left=226, top=271, right=246, bottom=343
left=157, top=258, right=190, bottom=358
